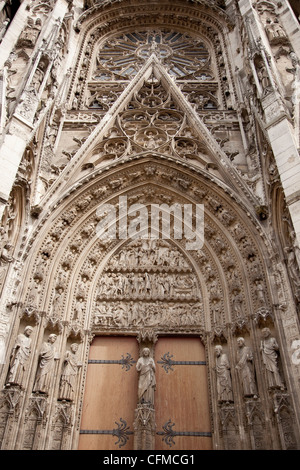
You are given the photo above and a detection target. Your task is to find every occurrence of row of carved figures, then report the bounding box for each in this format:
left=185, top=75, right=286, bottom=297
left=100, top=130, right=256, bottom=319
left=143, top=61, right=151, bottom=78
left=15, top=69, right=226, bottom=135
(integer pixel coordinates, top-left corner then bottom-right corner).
left=131, top=329, right=286, bottom=408
left=5, top=328, right=81, bottom=402
left=107, top=245, right=190, bottom=270
left=97, top=272, right=199, bottom=299
left=134, top=329, right=285, bottom=413
left=215, top=328, right=284, bottom=403
left=3, top=323, right=286, bottom=450
left=93, top=300, right=202, bottom=328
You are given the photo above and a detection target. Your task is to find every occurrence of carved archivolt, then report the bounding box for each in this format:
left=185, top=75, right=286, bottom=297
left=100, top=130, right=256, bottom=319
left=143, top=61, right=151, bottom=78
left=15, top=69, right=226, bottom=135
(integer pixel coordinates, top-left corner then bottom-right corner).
left=3, top=153, right=285, bottom=450
left=1, top=0, right=299, bottom=450
left=19, top=156, right=272, bottom=339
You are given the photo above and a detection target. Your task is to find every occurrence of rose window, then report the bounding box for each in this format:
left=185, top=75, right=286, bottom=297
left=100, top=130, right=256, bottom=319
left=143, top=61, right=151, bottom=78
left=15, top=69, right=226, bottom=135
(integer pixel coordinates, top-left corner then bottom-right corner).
left=92, top=30, right=214, bottom=81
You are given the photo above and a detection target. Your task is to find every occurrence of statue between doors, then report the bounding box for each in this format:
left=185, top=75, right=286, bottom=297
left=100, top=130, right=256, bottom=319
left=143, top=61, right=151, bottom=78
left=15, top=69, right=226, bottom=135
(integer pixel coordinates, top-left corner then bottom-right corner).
left=136, top=347, right=156, bottom=405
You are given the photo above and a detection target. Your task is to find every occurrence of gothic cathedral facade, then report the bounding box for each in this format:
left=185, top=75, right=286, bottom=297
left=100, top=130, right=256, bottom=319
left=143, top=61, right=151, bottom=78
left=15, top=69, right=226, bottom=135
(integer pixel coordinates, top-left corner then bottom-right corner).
left=0, top=0, right=299, bottom=451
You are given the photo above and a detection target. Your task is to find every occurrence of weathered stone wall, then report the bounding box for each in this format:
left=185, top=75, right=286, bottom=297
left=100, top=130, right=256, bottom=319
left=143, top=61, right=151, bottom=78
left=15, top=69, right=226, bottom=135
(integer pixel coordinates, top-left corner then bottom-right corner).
left=0, top=0, right=299, bottom=450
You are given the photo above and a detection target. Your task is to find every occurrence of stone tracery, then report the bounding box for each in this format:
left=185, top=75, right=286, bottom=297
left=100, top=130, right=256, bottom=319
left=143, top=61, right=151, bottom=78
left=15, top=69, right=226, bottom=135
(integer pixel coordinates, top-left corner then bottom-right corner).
left=0, top=0, right=299, bottom=451
left=92, top=30, right=214, bottom=81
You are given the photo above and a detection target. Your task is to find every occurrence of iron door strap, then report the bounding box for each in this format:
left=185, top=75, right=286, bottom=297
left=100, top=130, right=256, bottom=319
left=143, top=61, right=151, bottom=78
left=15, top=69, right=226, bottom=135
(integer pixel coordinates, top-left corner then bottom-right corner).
left=157, top=352, right=206, bottom=373
left=88, top=352, right=136, bottom=371
left=157, top=420, right=212, bottom=447
left=80, top=418, right=133, bottom=448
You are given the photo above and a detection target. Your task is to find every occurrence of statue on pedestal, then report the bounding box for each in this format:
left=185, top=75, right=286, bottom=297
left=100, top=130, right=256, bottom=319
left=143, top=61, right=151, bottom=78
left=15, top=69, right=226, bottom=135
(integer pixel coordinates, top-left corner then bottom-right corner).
left=6, top=326, right=33, bottom=388
left=260, top=328, right=284, bottom=390
left=136, top=347, right=156, bottom=405
left=58, top=343, right=82, bottom=402
left=33, top=334, right=59, bottom=394
left=215, top=345, right=233, bottom=403
left=236, top=337, right=257, bottom=398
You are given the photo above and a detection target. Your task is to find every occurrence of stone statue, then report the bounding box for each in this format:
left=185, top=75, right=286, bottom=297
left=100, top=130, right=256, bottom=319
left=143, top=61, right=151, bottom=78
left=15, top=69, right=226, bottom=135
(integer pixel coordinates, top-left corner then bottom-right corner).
left=0, top=243, right=13, bottom=264
left=265, top=17, right=287, bottom=44
left=211, top=299, right=222, bottom=324
left=260, top=328, right=284, bottom=390
left=232, top=292, right=244, bottom=319
left=58, top=344, right=82, bottom=402
left=257, top=63, right=270, bottom=91
left=255, top=280, right=266, bottom=305
left=236, top=337, right=257, bottom=398
left=31, top=60, right=46, bottom=94
left=136, top=347, right=156, bottom=405
left=73, top=297, right=85, bottom=320
left=6, top=326, right=33, bottom=388
left=27, top=278, right=42, bottom=306
left=51, top=287, right=64, bottom=316
left=17, top=17, right=41, bottom=48
left=0, top=243, right=13, bottom=288
left=284, top=246, right=300, bottom=289
left=215, top=345, right=233, bottom=402
left=33, top=334, right=59, bottom=394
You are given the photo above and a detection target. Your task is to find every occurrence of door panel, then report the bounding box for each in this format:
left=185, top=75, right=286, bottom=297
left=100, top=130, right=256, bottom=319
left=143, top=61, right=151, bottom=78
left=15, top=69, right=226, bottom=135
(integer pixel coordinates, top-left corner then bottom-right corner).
left=78, top=336, right=138, bottom=450
left=154, top=337, right=212, bottom=450
left=78, top=335, right=212, bottom=450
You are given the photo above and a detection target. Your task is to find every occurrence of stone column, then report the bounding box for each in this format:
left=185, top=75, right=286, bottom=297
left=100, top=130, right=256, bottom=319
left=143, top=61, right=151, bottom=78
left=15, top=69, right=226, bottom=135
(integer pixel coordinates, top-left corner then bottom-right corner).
left=0, top=0, right=69, bottom=219
left=238, top=0, right=300, bottom=266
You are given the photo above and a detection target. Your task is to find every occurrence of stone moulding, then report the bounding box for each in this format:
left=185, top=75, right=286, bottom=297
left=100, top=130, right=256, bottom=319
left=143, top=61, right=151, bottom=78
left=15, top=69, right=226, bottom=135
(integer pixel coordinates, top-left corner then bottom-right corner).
left=75, top=0, right=234, bottom=33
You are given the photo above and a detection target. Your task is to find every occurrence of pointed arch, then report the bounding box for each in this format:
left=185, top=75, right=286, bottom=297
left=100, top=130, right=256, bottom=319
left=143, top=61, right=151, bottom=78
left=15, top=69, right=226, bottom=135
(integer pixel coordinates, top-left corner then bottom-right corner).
left=1, top=0, right=300, bottom=450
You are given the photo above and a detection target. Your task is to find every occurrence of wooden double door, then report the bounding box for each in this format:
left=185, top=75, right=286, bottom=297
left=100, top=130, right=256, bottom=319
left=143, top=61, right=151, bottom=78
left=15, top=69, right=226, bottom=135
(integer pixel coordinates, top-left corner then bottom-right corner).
left=78, top=336, right=212, bottom=450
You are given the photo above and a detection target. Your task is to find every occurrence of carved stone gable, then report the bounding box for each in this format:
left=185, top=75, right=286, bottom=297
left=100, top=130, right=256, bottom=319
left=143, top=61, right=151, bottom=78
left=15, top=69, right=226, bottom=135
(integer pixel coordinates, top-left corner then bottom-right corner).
left=0, top=0, right=300, bottom=452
